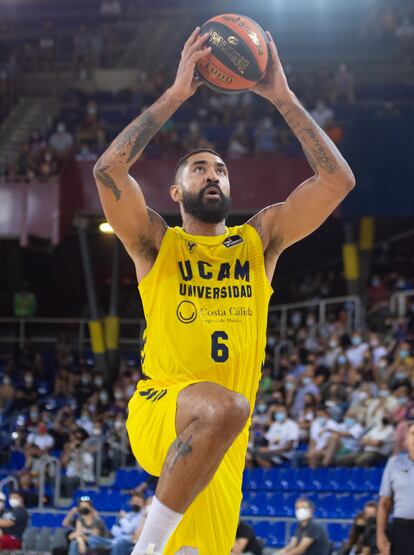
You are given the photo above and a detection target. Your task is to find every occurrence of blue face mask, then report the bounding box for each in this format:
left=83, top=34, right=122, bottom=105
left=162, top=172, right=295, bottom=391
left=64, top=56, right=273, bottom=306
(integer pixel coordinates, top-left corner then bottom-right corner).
left=398, top=397, right=408, bottom=406
left=345, top=417, right=354, bottom=427
left=399, top=350, right=409, bottom=359
left=275, top=412, right=286, bottom=422
left=337, top=355, right=347, bottom=365
left=352, top=337, right=362, bottom=346
left=395, top=372, right=407, bottom=380
left=257, top=404, right=267, bottom=414
left=303, top=377, right=312, bottom=386
left=318, top=417, right=327, bottom=426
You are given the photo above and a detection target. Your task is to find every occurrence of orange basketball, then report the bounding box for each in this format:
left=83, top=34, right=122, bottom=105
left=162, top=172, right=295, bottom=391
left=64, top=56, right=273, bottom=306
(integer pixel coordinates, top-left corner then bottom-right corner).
left=196, top=13, right=269, bottom=94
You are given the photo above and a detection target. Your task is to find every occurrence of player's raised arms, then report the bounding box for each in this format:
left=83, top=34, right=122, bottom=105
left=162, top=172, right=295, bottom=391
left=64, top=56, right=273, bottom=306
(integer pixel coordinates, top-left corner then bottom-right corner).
left=93, top=28, right=211, bottom=281
left=247, top=33, right=355, bottom=281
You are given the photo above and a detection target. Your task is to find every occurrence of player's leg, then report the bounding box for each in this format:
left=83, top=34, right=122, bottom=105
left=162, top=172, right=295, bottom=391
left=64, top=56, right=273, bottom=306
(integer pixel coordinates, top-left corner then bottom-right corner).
left=133, top=381, right=250, bottom=554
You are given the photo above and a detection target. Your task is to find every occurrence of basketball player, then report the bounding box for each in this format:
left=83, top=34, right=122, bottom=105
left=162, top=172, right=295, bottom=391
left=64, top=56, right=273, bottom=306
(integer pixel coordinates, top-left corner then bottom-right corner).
left=93, top=29, right=355, bottom=555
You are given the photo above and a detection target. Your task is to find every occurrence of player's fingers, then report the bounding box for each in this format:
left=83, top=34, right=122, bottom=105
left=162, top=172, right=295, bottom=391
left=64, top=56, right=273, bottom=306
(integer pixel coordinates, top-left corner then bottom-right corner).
left=265, top=31, right=282, bottom=67
left=182, top=26, right=201, bottom=56
left=187, top=32, right=210, bottom=57
left=190, top=46, right=212, bottom=64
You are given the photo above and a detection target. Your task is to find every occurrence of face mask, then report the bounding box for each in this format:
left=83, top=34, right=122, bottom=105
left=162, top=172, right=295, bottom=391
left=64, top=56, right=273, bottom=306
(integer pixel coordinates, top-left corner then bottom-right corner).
left=25, top=377, right=33, bottom=385
left=80, top=414, right=89, bottom=421
left=359, top=392, right=368, bottom=401
left=370, top=339, right=379, bottom=347
left=79, top=507, right=90, bottom=515
left=399, top=350, right=409, bottom=359
left=318, top=417, right=327, bottom=426
left=395, top=372, right=407, bottom=380
left=257, top=404, right=267, bottom=414
left=371, top=278, right=380, bottom=287
left=379, top=360, right=387, bottom=369
left=114, top=391, right=123, bottom=400
left=337, top=355, right=347, bottom=365
left=285, top=382, right=295, bottom=391
left=345, top=417, right=354, bottom=427
left=302, top=377, right=312, bottom=386
left=92, top=428, right=101, bottom=436
left=296, top=507, right=311, bottom=521
left=88, top=404, right=96, bottom=412
left=275, top=412, right=286, bottom=422
left=99, top=392, right=109, bottom=403
left=94, top=378, right=103, bottom=387
left=114, top=421, right=123, bottom=430
left=267, top=335, right=276, bottom=347
left=379, top=390, right=388, bottom=398
left=329, top=340, right=338, bottom=348
left=9, top=498, right=20, bottom=508
left=398, top=397, right=408, bottom=406
left=292, top=313, right=301, bottom=326
left=30, top=411, right=39, bottom=420
left=352, top=337, right=362, bottom=346
left=3, top=377, right=11, bottom=386
left=81, top=375, right=90, bottom=385
left=131, top=504, right=141, bottom=513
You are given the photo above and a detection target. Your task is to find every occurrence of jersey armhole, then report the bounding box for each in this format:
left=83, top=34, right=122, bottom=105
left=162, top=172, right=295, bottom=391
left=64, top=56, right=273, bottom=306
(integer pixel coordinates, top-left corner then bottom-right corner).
left=138, top=227, right=171, bottom=291
left=243, top=223, right=274, bottom=294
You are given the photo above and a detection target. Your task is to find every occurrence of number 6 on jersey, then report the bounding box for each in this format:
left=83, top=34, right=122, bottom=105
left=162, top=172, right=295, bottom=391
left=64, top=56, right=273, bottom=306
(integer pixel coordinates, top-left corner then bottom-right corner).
left=211, top=331, right=229, bottom=362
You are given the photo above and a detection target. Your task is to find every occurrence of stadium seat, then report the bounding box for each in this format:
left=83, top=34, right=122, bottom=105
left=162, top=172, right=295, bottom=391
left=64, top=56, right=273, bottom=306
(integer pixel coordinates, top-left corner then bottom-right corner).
left=328, top=523, right=352, bottom=544
left=267, top=521, right=286, bottom=547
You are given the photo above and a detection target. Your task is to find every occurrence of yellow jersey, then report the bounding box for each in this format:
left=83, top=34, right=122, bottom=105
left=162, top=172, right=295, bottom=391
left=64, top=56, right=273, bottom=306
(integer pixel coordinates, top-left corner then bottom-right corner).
left=138, top=223, right=273, bottom=407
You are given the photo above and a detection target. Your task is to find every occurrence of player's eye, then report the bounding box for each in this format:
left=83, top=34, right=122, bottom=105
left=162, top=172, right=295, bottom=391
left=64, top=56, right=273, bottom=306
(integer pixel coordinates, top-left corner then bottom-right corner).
left=217, top=167, right=225, bottom=175
left=194, top=166, right=204, bottom=173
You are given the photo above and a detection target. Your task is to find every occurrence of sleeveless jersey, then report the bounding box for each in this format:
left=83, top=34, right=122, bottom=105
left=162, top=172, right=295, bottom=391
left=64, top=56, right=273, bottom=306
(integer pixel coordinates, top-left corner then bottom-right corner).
left=138, top=224, right=273, bottom=407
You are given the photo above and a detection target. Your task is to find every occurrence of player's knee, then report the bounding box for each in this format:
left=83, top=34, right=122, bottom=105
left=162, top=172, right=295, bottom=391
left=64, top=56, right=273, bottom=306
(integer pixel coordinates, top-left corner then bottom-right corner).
left=206, top=391, right=250, bottom=435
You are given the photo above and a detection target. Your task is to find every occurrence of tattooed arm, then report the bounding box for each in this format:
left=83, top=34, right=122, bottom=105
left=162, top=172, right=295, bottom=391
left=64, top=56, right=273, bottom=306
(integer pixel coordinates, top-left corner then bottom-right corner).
left=247, top=33, right=355, bottom=281
left=93, top=27, right=210, bottom=280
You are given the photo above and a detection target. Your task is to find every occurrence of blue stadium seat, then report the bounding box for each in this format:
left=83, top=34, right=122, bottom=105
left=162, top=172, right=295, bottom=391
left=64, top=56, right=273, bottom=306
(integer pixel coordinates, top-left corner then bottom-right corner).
left=31, top=513, right=64, bottom=528
left=311, top=468, right=330, bottom=491
left=364, top=468, right=383, bottom=492
left=263, top=468, right=280, bottom=491
left=267, top=521, right=286, bottom=547
left=347, top=468, right=365, bottom=492
left=328, top=523, right=351, bottom=544
left=279, top=468, right=297, bottom=490
left=113, top=468, right=148, bottom=490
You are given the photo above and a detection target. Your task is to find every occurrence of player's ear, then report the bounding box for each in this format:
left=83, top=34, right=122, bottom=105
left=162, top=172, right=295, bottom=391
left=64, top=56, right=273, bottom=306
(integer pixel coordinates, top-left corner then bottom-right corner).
left=170, top=183, right=181, bottom=203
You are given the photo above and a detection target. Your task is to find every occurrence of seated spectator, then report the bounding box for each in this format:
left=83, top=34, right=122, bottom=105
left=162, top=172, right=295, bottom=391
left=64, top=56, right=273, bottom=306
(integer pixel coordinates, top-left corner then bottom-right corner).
left=10, top=371, right=37, bottom=412
left=25, top=421, right=55, bottom=455
left=253, top=404, right=300, bottom=467
left=64, top=497, right=108, bottom=555
left=49, top=122, right=74, bottom=163
left=336, top=412, right=394, bottom=466
left=15, top=470, right=43, bottom=508
left=346, top=332, right=369, bottom=368
left=253, top=117, right=279, bottom=155
left=227, top=122, right=251, bottom=159
left=307, top=405, right=339, bottom=468
left=0, top=492, right=28, bottom=550
left=61, top=435, right=95, bottom=498
left=278, top=497, right=330, bottom=555
left=231, top=519, right=262, bottom=555
left=339, top=501, right=377, bottom=555
left=109, top=492, right=147, bottom=555
left=322, top=409, right=365, bottom=466
left=37, top=148, right=58, bottom=178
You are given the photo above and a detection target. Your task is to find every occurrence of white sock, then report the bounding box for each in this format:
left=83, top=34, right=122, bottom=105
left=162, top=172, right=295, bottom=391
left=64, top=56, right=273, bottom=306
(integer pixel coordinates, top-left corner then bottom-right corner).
left=132, top=496, right=183, bottom=553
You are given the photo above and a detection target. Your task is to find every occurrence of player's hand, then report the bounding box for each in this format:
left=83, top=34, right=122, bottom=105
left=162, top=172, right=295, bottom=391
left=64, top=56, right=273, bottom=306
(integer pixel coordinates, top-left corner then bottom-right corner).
left=169, top=27, right=211, bottom=102
left=377, top=533, right=390, bottom=555
left=252, top=32, right=292, bottom=104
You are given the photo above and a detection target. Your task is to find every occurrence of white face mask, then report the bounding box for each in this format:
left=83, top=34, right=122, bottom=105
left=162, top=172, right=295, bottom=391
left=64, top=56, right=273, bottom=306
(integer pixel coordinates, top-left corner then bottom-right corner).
left=296, top=507, right=311, bottom=521
left=9, top=498, right=20, bottom=508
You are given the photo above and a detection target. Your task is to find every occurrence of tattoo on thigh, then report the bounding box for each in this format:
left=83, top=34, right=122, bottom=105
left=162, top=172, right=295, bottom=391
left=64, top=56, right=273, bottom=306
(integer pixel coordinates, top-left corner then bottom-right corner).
left=166, top=434, right=193, bottom=473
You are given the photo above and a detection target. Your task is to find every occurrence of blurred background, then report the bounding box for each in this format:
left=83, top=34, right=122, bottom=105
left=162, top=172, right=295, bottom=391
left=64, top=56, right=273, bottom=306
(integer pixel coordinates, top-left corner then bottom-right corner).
left=0, top=0, right=413, bottom=553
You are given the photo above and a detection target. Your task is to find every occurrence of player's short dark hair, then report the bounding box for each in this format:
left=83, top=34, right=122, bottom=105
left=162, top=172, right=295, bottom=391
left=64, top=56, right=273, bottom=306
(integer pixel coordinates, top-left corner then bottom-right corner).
left=174, top=148, right=223, bottom=184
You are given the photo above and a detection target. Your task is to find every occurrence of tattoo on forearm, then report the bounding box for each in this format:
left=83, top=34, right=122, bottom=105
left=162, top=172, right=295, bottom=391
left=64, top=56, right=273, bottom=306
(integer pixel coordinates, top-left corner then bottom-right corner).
left=303, top=128, right=337, bottom=174
left=165, top=434, right=193, bottom=473
left=94, top=163, right=122, bottom=201
left=277, top=101, right=337, bottom=175
left=115, top=112, right=163, bottom=164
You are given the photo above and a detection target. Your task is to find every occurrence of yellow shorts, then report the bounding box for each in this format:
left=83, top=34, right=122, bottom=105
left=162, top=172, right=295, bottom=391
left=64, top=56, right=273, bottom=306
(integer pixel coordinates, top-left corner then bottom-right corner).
left=126, top=379, right=249, bottom=555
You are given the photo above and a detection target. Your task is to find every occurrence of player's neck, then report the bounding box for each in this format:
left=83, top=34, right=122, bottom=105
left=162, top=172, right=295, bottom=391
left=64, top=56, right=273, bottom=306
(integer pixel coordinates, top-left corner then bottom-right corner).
left=181, top=216, right=226, bottom=236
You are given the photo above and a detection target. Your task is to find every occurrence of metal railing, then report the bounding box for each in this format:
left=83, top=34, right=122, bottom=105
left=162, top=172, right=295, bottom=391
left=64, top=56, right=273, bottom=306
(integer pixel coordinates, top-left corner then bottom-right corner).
left=0, top=475, right=19, bottom=494
left=38, top=456, right=61, bottom=509
left=273, top=339, right=295, bottom=374
left=0, top=317, right=146, bottom=353
left=390, top=289, right=414, bottom=317
left=268, top=295, right=362, bottom=338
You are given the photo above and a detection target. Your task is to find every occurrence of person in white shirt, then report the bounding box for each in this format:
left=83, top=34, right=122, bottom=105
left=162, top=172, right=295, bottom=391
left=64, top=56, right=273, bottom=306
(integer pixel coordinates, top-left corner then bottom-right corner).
left=254, top=405, right=300, bottom=467
left=25, top=422, right=54, bottom=453
left=334, top=414, right=395, bottom=467
left=346, top=332, right=369, bottom=368
left=306, top=405, right=339, bottom=468
left=310, top=100, right=334, bottom=128
left=321, top=409, right=364, bottom=466
left=110, top=493, right=147, bottom=555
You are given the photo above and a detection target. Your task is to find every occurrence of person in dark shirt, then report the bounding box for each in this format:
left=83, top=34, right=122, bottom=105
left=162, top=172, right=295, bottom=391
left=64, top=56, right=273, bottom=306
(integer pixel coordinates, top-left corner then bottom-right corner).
left=279, top=497, right=330, bottom=555
left=0, top=492, right=29, bottom=550
left=232, top=520, right=263, bottom=555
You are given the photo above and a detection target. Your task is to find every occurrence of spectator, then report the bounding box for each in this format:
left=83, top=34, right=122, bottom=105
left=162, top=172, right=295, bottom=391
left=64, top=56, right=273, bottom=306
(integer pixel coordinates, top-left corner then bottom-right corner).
left=253, top=117, right=279, bottom=155
left=109, top=492, right=146, bottom=555
left=61, top=435, right=95, bottom=498
left=307, top=405, right=339, bottom=468
left=227, top=122, right=251, bottom=159
left=13, top=283, right=37, bottom=318
left=254, top=404, right=300, bottom=467
left=25, top=421, right=55, bottom=454
left=339, top=501, right=378, bottom=555
left=310, top=100, right=334, bottom=128
left=10, top=371, right=37, bottom=412
left=0, top=492, right=28, bottom=550
left=75, top=142, right=98, bottom=162
left=346, top=332, right=369, bottom=368
left=231, top=519, right=262, bottom=555
left=331, top=63, right=356, bottom=104
left=377, top=422, right=414, bottom=555
left=0, top=374, right=14, bottom=414
left=49, top=122, right=74, bottom=162
left=336, top=412, right=394, bottom=466
left=278, top=497, right=330, bottom=555
left=322, top=409, right=365, bottom=466
left=65, top=497, right=108, bottom=555
left=37, top=148, right=58, bottom=178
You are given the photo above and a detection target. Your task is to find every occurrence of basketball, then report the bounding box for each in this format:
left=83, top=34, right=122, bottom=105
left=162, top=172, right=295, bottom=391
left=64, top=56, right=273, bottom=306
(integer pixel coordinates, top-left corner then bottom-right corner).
left=196, top=13, right=269, bottom=94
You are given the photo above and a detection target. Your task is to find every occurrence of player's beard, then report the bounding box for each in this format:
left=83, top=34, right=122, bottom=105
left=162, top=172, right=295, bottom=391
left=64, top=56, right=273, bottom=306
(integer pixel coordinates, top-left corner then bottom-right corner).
left=181, top=182, right=232, bottom=224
